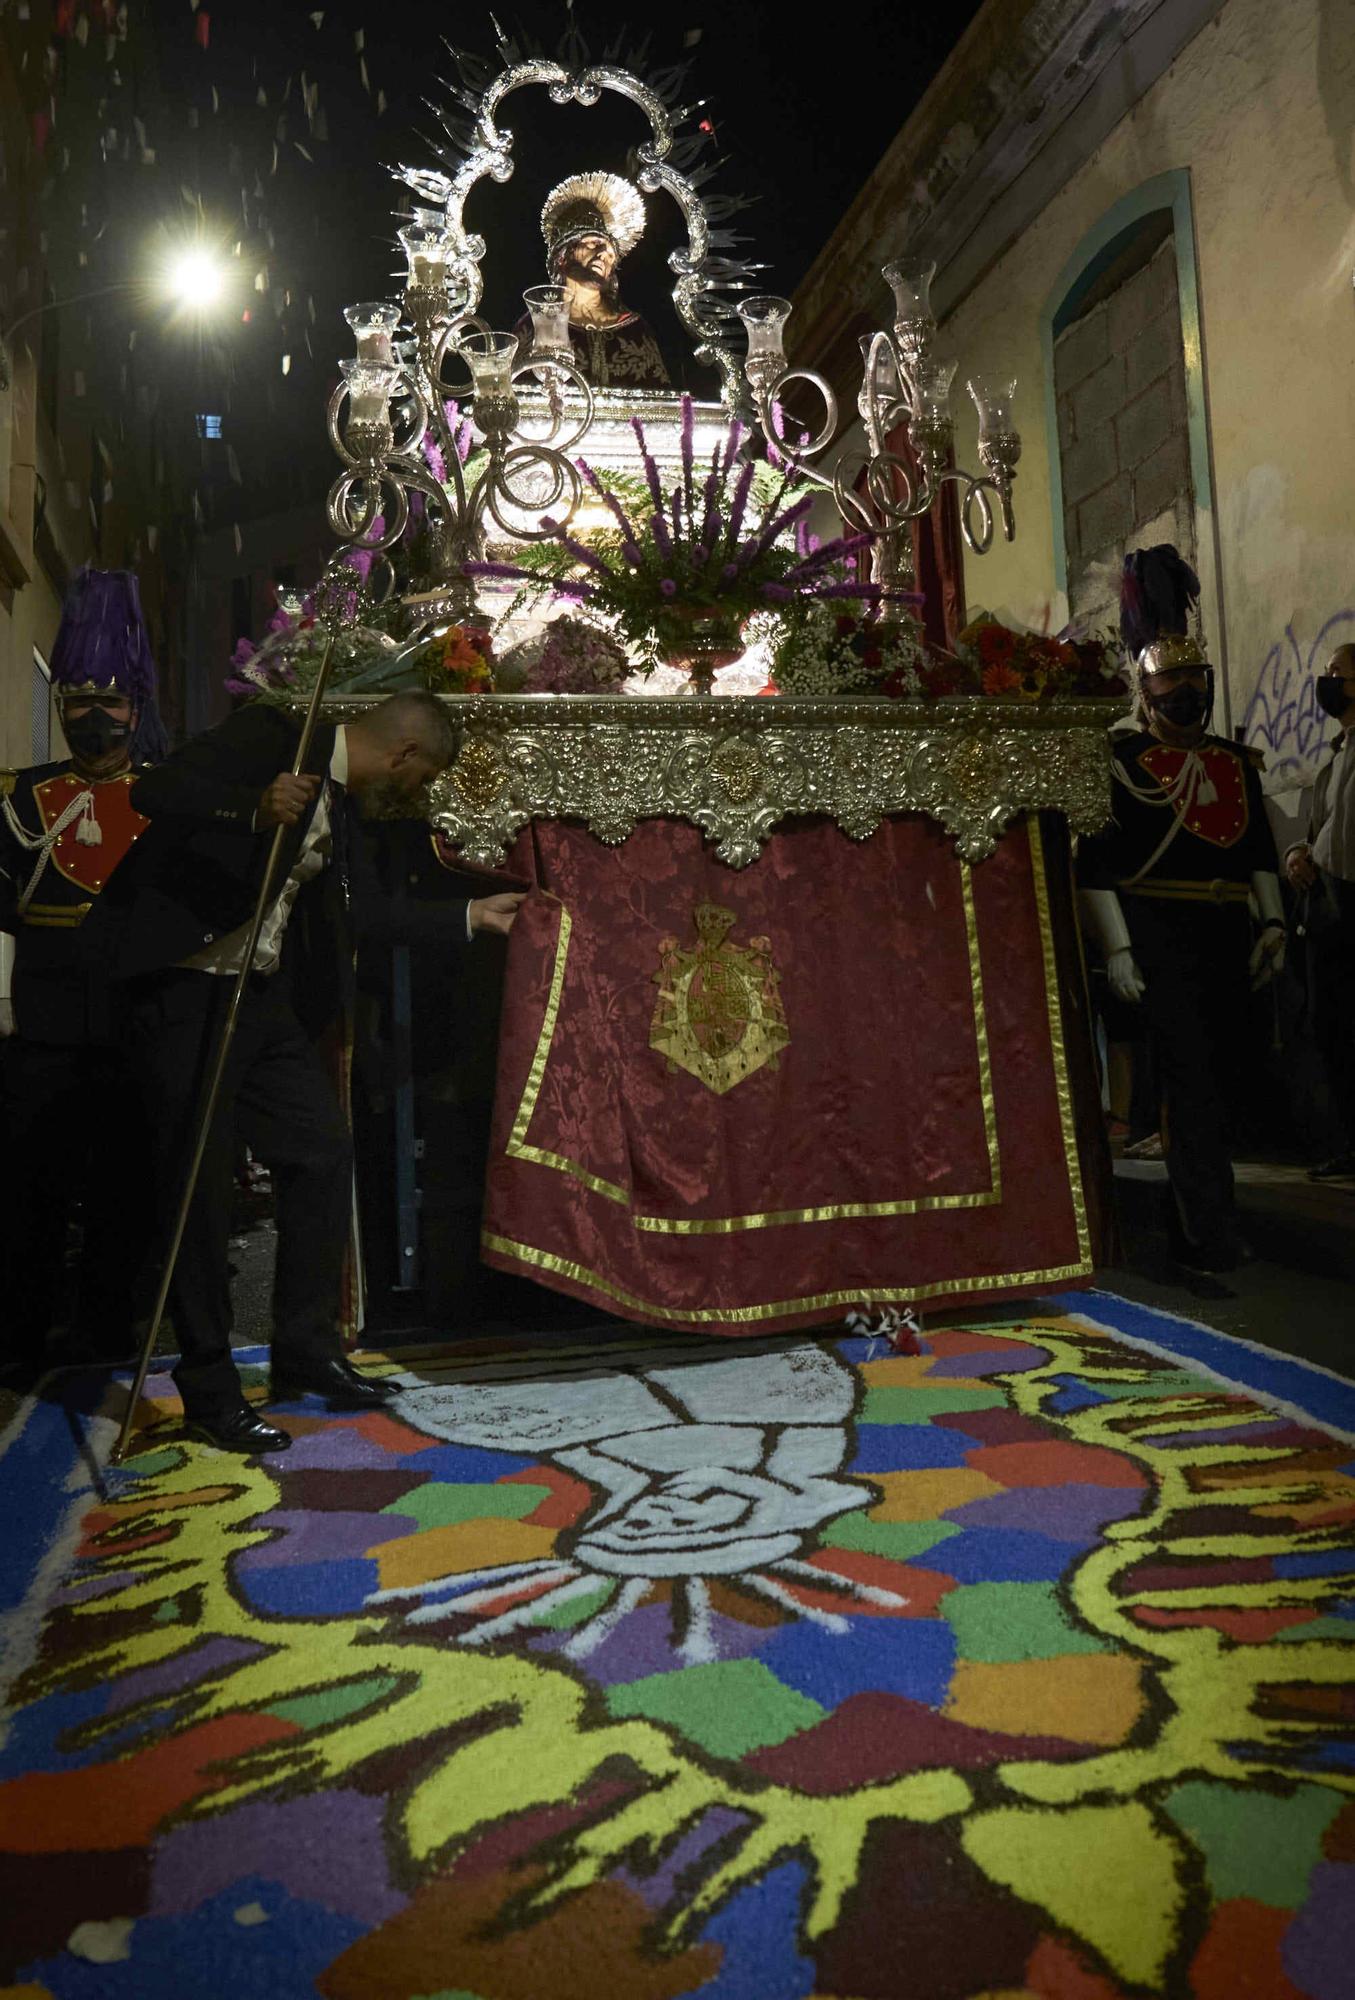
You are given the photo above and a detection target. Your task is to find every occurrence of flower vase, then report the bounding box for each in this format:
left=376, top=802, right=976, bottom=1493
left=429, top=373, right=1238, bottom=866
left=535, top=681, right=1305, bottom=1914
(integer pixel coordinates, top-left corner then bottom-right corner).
left=661, top=607, right=745, bottom=697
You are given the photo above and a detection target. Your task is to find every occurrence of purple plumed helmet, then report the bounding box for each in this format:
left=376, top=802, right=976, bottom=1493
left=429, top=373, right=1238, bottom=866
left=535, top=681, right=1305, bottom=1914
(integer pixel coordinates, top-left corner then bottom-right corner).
left=1119, top=544, right=1201, bottom=661
left=49, top=566, right=167, bottom=759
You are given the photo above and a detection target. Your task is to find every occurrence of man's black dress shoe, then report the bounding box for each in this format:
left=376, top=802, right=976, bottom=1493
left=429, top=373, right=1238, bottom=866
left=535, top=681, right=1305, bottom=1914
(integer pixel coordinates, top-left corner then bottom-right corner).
left=269, top=1356, right=397, bottom=1410
left=184, top=1407, right=292, bottom=1454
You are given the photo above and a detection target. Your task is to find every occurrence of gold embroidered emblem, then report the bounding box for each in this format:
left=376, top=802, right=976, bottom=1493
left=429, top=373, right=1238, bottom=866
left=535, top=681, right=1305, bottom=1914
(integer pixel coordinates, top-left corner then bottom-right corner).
left=650, top=903, right=789, bottom=1095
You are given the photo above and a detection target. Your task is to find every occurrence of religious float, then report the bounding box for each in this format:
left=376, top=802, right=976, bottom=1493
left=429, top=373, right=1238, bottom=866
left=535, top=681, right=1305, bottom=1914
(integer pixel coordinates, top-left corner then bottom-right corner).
left=234, top=22, right=1126, bottom=1334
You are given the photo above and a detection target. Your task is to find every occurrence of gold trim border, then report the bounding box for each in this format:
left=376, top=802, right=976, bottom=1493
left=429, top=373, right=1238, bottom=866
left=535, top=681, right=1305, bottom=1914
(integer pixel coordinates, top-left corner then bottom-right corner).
left=1027, top=814, right=1092, bottom=1269
left=481, top=1230, right=1094, bottom=1325
left=503, top=866, right=1001, bottom=1231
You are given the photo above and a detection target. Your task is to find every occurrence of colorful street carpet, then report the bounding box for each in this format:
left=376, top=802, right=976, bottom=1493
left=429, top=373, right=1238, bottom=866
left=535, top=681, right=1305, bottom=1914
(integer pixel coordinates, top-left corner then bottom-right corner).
left=2, top=1296, right=1354, bottom=1999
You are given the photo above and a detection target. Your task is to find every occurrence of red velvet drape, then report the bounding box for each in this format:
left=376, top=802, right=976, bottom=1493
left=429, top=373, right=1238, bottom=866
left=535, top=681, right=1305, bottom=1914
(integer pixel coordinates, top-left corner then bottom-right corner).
left=480, top=814, right=1105, bottom=1331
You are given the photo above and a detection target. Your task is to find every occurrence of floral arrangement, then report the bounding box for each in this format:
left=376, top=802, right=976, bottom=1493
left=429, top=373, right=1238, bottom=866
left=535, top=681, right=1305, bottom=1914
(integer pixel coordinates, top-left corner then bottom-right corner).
left=498, top=616, right=630, bottom=695
left=771, top=602, right=939, bottom=698
left=958, top=615, right=1126, bottom=700
left=426, top=624, right=494, bottom=694
left=466, top=393, right=878, bottom=665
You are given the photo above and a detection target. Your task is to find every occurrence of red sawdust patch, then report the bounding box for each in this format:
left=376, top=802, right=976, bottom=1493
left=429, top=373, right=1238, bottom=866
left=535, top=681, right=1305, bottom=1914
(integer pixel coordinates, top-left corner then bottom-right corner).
left=744, top=1690, right=1089, bottom=1792
left=799, top=1548, right=953, bottom=1617
left=347, top=1410, right=442, bottom=1455
left=966, top=1441, right=1146, bottom=1490
left=1131, top=1605, right=1318, bottom=1642
left=0, top=1713, right=298, bottom=1852
left=1189, top=1898, right=1308, bottom=2000
left=318, top=1865, right=716, bottom=2000
left=1026, top=1934, right=1131, bottom=1998
left=500, top=1463, right=592, bottom=1529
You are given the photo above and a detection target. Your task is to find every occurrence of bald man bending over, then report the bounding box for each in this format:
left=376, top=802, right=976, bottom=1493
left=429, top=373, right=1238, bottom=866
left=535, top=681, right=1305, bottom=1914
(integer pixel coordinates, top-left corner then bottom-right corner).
left=88, top=691, right=522, bottom=1452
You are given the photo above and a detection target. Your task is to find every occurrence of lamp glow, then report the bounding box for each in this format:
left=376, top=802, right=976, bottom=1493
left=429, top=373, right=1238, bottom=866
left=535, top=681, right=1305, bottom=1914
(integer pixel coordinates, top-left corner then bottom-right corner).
left=166, top=248, right=227, bottom=310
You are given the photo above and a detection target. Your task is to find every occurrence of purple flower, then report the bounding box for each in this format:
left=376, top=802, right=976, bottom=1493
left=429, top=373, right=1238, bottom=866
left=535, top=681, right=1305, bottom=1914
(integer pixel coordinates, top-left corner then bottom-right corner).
left=444, top=400, right=475, bottom=464
left=720, top=416, right=746, bottom=480
left=230, top=635, right=258, bottom=668
left=652, top=511, right=673, bottom=559
left=422, top=433, right=448, bottom=483
left=631, top=415, right=665, bottom=515
left=622, top=542, right=643, bottom=567
left=760, top=582, right=795, bottom=601
left=680, top=394, right=695, bottom=515
left=344, top=515, right=386, bottom=583
left=579, top=459, right=641, bottom=544
left=721, top=562, right=739, bottom=582
left=726, top=459, right=756, bottom=550
left=660, top=578, right=678, bottom=597
left=466, top=560, right=535, bottom=582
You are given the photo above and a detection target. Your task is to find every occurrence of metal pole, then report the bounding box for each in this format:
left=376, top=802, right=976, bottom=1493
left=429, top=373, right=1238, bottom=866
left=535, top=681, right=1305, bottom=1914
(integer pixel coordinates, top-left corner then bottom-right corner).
left=110, top=634, right=339, bottom=1463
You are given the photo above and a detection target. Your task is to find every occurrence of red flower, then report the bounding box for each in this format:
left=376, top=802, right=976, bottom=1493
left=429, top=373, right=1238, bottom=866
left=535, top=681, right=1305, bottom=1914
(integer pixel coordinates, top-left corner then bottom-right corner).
left=982, top=661, right=1022, bottom=695
left=977, top=624, right=1018, bottom=663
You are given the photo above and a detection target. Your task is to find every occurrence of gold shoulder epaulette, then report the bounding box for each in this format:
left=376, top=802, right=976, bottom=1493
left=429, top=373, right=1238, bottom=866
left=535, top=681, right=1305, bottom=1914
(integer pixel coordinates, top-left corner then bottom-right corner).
left=1243, top=743, right=1267, bottom=771
left=0, top=769, right=15, bottom=799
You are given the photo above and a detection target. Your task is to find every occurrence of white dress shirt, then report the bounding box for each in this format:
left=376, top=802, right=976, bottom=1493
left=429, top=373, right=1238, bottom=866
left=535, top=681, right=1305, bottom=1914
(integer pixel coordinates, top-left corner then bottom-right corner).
left=1312, top=734, right=1355, bottom=882
left=181, top=728, right=349, bottom=978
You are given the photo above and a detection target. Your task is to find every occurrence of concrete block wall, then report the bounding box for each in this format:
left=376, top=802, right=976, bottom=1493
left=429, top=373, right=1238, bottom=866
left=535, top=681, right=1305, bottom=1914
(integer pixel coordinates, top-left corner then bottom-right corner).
left=1053, top=237, right=1194, bottom=630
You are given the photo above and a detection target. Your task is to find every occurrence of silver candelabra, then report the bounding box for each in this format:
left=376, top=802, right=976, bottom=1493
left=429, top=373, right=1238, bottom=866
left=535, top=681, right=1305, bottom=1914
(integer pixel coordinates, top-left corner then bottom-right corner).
left=737, top=259, right=1021, bottom=605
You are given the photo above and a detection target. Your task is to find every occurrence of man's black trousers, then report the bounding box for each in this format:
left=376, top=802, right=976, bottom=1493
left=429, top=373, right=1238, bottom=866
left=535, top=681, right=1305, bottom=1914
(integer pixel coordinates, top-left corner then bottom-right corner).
left=1124, top=897, right=1251, bottom=1251
left=127, top=968, right=351, bottom=1419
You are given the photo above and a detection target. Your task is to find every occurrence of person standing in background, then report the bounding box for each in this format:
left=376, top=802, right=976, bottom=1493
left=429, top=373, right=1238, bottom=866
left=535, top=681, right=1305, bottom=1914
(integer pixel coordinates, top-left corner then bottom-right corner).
left=1285, top=644, right=1355, bottom=1180
left=1077, top=545, right=1287, bottom=1274
left=0, top=569, right=167, bottom=1382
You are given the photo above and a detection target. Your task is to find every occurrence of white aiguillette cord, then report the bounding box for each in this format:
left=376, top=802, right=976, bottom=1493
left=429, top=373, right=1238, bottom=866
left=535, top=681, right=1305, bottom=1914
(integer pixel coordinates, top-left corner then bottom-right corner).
left=2, top=786, right=102, bottom=915
left=1116, top=735, right=1218, bottom=888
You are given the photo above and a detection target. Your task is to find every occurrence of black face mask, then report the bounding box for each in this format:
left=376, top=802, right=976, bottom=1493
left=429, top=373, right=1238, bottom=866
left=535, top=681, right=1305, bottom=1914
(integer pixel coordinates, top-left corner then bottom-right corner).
left=1147, top=683, right=1211, bottom=730
left=64, top=708, right=133, bottom=761
left=1315, top=675, right=1355, bottom=721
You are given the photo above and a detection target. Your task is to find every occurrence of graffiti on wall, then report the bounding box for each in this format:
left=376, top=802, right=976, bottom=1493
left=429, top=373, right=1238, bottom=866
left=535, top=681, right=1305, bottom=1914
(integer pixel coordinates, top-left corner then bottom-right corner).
left=1241, top=610, right=1355, bottom=787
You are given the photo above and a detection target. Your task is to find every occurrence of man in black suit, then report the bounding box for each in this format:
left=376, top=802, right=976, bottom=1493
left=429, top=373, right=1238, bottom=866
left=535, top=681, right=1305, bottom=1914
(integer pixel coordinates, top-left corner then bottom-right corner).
left=90, top=690, right=522, bottom=1454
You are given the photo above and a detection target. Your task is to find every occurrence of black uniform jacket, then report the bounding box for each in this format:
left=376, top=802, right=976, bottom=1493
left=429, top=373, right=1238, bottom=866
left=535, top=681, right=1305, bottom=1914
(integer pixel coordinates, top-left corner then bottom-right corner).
left=1, top=761, right=150, bottom=1044
left=1077, top=729, right=1278, bottom=894
left=83, top=704, right=469, bottom=1038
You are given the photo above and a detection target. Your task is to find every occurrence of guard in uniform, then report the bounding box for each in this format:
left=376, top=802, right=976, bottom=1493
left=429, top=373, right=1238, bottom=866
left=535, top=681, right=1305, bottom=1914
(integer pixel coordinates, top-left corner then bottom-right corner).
left=0, top=568, right=167, bottom=1377
left=1077, top=545, right=1286, bottom=1272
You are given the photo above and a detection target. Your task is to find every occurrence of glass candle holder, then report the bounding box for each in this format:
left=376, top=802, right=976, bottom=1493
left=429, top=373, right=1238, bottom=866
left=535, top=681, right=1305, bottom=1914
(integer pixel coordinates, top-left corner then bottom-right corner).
left=883, top=257, right=936, bottom=324
left=967, top=374, right=1017, bottom=440
left=399, top=225, right=450, bottom=294
left=343, top=301, right=401, bottom=366
left=458, top=330, right=521, bottom=436
left=523, top=283, right=571, bottom=361
left=914, top=357, right=957, bottom=428
left=738, top=295, right=792, bottom=390
left=341, top=358, right=399, bottom=422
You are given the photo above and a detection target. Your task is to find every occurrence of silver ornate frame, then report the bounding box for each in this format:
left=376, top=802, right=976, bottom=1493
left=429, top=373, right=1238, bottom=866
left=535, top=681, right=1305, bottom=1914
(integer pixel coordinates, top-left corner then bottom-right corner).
left=398, top=46, right=758, bottom=413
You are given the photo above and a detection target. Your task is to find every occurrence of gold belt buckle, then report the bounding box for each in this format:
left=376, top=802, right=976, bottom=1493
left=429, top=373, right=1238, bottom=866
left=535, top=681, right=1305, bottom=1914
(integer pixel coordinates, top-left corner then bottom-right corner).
left=1208, top=879, right=1228, bottom=904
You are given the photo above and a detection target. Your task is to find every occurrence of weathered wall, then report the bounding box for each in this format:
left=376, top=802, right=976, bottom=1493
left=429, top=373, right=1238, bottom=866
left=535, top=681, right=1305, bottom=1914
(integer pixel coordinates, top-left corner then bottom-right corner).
left=939, top=0, right=1355, bottom=783
left=1053, top=235, right=1195, bottom=626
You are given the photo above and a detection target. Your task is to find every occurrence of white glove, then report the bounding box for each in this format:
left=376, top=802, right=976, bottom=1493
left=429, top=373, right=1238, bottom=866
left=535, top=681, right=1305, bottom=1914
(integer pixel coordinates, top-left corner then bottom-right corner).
left=1078, top=888, right=1145, bottom=1003
left=1249, top=925, right=1286, bottom=990
left=1106, top=946, right=1146, bottom=1004
left=0, top=932, right=13, bottom=1037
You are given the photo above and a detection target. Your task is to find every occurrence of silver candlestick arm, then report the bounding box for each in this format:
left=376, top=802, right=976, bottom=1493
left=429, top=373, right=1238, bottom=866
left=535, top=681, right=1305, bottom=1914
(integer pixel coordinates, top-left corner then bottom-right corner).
left=738, top=263, right=1021, bottom=601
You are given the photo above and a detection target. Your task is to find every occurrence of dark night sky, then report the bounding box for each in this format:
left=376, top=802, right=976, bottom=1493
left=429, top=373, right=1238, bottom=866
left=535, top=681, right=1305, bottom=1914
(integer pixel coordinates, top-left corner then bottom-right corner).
left=125, top=0, right=980, bottom=529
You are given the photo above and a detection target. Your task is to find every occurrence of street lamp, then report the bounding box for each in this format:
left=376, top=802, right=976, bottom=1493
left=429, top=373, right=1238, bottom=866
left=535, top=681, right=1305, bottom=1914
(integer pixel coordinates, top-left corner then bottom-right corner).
left=0, top=242, right=232, bottom=388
